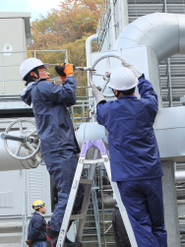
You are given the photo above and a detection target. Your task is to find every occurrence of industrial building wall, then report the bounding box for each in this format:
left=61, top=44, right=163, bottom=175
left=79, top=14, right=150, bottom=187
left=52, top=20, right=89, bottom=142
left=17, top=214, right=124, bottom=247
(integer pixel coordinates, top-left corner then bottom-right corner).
left=0, top=15, right=29, bottom=94
left=0, top=166, right=51, bottom=217
left=97, top=0, right=129, bottom=52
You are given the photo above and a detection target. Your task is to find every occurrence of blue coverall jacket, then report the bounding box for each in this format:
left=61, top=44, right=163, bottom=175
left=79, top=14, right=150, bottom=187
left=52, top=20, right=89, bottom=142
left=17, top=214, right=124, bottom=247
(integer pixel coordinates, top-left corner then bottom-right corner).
left=96, top=76, right=163, bottom=182
left=28, top=211, right=46, bottom=244
left=21, top=77, right=82, bottom=232
left=21, top=76, right=80, bottom=155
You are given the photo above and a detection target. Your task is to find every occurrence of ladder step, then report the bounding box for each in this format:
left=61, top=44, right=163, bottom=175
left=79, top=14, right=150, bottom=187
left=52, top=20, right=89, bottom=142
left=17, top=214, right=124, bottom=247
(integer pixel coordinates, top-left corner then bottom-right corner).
left=70, top=213, right=86, bottom=220
left=80, top=178, right=93, bottom=184
left=83, top=158, right=104, bottom=164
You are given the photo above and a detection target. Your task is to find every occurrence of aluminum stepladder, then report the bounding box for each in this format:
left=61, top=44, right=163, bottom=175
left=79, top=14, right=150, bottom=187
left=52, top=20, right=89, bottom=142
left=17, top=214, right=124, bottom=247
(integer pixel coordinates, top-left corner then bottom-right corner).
left=56, top=138, right=138, bottom=247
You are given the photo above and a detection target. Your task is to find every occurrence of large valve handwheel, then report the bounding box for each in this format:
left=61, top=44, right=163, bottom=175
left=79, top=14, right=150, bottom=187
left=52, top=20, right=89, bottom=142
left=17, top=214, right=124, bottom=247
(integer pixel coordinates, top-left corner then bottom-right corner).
left=3, top=118, right=41, bottom=161
left=90, top=54, right=126, bottom=97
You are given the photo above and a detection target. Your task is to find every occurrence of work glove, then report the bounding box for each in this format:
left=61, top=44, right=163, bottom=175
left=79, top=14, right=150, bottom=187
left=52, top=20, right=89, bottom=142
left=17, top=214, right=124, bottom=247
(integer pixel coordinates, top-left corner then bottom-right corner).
left=26, top=240, right=32, bottom=246
left=122, top=61, right=143, bottom=79
left=92, top=84, right=105, bottom=105
left=63, top=63, right=75, bottom=77
left=55, top=63, right=67, bottom=82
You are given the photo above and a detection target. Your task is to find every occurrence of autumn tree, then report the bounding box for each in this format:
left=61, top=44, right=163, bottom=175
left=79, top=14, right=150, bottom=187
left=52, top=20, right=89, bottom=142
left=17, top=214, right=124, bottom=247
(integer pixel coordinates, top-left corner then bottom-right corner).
left=28, top=0, right=102, bottom=122
left=29, top=0, right=102, bottom=82
left=30, top=0, right=102, bottom=50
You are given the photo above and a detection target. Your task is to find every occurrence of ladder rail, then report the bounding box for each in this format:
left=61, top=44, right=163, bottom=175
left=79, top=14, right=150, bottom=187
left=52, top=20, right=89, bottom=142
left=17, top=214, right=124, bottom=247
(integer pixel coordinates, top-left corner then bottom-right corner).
left=102, top=153, right=138, bottom=247
left=91, top=186, right=101, bottom=247
left=56, top=139, right=138, bottom=247
left=56, top=158, right=84, bottom=246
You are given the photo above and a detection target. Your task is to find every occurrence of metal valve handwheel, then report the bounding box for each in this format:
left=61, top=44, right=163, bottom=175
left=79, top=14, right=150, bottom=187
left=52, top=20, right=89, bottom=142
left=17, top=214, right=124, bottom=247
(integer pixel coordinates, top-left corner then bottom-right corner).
left=2, top=118, right=41, bottom=161
left=90, top=54, right=126, bottom=97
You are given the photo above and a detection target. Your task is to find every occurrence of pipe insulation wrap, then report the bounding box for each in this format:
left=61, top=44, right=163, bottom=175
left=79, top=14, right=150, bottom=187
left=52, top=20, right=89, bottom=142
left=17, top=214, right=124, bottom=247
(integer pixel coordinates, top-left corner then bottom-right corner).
left=114, top=13, right=185, bottom=61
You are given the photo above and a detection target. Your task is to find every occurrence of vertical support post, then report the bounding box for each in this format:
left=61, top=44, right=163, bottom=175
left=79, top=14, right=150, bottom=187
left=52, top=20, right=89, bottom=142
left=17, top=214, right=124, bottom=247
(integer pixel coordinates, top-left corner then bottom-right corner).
left=167, top=58, right=173, bottom=107
left=99, top=165, right=107, bottom=247
left=91, top=185, right=101, bottom=247
left=71, top=106, right=74, bottom=125
left=120, top=0, right=129, bottom=32
left=2, top=52, right=5, bottom=94
left=82, top=101, right=85, bottom=122
left=65, top=50, right=68, bottom=63
left=22, top=191, right=27, bottom=247
left=110, top=0, right=116, bottom=46
left=34, top=50, right=36, bottom=58
left=161, top=161, right=180, bottom=247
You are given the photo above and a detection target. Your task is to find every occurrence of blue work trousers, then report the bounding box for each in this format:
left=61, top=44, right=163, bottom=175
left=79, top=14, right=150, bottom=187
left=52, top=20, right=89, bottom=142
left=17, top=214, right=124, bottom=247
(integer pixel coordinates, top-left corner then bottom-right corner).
left=117, top=178, right=167, bottom=247
left=32, top=241, right=46, bottom=247
left=43, top=150, right=78, bottom=232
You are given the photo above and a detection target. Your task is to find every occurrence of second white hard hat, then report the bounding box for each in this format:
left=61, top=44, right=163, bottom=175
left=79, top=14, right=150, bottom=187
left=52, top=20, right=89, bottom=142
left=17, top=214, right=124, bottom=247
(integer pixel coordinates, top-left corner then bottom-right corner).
left=108, top=67, right=138, bottom=91
left=20, top=58, right=49, bottom=80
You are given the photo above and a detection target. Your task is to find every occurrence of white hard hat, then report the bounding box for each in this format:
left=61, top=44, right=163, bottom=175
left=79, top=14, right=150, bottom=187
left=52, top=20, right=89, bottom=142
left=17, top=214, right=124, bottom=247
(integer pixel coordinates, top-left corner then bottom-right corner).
left=20, top=58, right=49, bottom=80
left=108, top=67, right=138, bottom=91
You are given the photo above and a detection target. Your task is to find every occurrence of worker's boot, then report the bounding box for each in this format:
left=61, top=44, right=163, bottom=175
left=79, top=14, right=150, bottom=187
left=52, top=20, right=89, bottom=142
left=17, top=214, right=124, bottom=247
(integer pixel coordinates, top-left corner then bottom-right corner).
left=64, top=237, right=82, bottom=246
left=46, top=225, right=59, bottom=247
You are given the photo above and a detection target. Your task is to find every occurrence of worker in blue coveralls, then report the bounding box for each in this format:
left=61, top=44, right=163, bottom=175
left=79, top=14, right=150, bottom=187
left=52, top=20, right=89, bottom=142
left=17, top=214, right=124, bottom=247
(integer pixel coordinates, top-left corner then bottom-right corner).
left=92, top=61, right=167, bottom=247
left=20, top=58, right=83, bottom=247
left=26, top=200, right=46, bottom=247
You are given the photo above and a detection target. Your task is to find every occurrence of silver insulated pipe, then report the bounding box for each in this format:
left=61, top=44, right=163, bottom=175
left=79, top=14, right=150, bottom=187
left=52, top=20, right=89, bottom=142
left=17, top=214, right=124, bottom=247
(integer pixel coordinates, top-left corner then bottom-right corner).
left=114, top=13, right=185, bottom=62
left=175, top=170, right=185, bottom=182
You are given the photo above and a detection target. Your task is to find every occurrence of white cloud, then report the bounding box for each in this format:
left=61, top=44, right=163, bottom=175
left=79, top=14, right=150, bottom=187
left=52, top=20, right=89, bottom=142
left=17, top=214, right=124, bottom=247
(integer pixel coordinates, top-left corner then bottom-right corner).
left=28, top=0, right=62, bottom=19
left=30, top=0, right=61, bottom=11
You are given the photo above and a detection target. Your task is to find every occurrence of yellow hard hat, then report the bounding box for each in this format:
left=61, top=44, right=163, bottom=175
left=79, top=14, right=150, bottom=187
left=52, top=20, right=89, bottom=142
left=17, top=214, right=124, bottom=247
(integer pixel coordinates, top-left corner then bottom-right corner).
left=32, top=200, right=45, bottom=210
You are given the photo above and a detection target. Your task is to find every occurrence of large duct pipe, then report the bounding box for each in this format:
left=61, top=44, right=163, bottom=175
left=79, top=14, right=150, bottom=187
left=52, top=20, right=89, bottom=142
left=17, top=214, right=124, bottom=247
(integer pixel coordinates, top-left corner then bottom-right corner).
left=86, top=34, right=98, bottom=68
left=85, top=34, right=98, bottom=99
left=114, top=13, right=185, bottom=62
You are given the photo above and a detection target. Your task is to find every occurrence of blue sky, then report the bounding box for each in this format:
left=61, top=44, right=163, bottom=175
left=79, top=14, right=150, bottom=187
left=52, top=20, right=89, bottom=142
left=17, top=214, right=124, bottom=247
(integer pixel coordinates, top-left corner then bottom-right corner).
left=1, top=0, right=62, bottom=22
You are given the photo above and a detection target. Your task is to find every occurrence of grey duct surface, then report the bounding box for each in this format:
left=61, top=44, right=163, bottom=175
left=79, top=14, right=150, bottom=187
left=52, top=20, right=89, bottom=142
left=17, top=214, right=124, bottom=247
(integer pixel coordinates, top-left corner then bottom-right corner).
left=114, top=13, right=185, bottom=62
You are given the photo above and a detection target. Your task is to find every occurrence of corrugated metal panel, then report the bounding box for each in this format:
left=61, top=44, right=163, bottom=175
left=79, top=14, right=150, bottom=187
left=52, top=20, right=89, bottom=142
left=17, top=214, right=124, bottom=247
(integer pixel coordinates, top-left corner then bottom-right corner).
left=28, top=167, right=44, bottom=213
left=127, top=0, right=185, bottom=107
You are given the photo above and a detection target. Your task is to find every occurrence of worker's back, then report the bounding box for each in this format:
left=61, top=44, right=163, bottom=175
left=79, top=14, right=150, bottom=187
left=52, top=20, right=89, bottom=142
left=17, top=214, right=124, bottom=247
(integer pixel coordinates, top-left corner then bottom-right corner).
left=96, top=77, right=163, bottom=182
